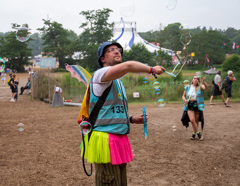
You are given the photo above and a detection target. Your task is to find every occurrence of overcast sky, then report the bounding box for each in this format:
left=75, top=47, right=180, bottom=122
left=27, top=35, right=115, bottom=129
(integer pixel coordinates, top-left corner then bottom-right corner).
left=1, top=0, right=239, bottom=34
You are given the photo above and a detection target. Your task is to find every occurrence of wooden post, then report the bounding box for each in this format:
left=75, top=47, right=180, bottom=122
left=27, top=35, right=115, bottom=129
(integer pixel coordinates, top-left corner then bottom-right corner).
left=48, top=68, right=50, bottom=105
left=166, top=83, right=168, bottom=103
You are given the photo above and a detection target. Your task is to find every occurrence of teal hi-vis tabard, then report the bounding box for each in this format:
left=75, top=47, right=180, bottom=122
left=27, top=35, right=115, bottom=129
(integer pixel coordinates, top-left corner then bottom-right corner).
left=89, top=77, right=130, bottom=134
left=184, top=85, right=205, bottom=111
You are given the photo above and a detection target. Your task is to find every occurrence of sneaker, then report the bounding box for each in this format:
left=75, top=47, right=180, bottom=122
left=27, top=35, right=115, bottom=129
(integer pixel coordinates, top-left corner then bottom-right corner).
left=10, top=99, right=15, bottom=102
left=210, top=102, right=214, bottom=105
left=190, top=133, right=196, bottom=140
left=197, top=132, right=203, bottom=140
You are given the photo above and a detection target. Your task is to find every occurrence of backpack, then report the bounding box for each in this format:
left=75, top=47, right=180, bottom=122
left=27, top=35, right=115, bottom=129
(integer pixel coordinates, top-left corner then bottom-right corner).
left=7, top=78, right=11, bottom=86
left=221, top=78, right=228, bottom=89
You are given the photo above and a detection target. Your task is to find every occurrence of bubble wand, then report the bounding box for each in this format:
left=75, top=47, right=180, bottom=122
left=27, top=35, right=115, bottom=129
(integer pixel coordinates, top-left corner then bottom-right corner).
left=142, top=106, right=147, bottom=139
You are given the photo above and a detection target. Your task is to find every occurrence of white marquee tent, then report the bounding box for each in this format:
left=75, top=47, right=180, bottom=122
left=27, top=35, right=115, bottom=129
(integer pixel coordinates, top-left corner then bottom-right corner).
left=112, top=18, right=173, bottom=55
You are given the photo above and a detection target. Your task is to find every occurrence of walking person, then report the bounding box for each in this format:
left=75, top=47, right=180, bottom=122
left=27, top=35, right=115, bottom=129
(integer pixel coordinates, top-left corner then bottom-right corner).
left=10, top=74, right=17, bottom=102
left=224, top=70, right=236, bottom=107
left=14, top=77, right=20, bottom=101
left=182, top=75, right=208, bottom=140
left=209, top=70, right=225, bottom=105
left=1, top=71, right=6, bottom=86
left=80, top=42, right=165, bottom=186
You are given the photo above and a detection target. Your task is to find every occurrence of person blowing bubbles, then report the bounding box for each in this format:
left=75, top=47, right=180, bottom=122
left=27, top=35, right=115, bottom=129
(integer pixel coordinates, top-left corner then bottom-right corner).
left=182, top=75, right=208, bottom=140
left=82, top=42, right=165, bottom=186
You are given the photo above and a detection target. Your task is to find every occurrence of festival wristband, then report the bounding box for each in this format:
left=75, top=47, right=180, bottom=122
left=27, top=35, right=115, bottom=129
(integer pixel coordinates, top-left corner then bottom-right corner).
left=149, top=67, right=153, bottom=74
left=150, top=67, right=157, bottom=79
left=130, top=116, right=134, bottom=124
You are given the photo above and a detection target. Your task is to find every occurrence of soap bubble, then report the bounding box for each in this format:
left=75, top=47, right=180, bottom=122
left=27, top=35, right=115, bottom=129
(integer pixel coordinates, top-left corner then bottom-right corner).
left=183, top=80, right=189, bottom=87
left=17, top=123, right=24, bottom=131
left=157, top=99, right=166, bottom=107
left=16, top=27, right=31, bottom=42
left=196, top=71, right=202, bottom=77
left=155, top=88, right=161, bottom=95
left=172, top=126, right=177, bottom=131
left=143, top=77, right=148, bottom=83
left=180, top=31, right=191, bottom=46
left=166, top=0, right=177, bottom=10
left=0, top=57, right=5, bottom=72
left=119, top=0, right=135, bottom=17
left=153, top=81, right=160, bottom=89
left=79, top=121, right=92, bottom=135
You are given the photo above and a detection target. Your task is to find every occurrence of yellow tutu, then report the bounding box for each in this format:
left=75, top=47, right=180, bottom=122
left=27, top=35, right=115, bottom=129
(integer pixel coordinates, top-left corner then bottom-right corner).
left=81, top=131, right=111, bottom=164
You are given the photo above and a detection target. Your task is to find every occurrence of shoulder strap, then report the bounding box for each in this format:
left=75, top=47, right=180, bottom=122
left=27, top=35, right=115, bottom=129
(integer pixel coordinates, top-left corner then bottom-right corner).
left=87, top=82, right=112, bottom=140
left=89, top=82, right=113, bottom=126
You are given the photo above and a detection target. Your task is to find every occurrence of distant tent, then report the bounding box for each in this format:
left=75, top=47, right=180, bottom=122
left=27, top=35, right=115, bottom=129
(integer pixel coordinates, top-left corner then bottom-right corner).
left=203, top=68, right=218, bottom=75
left=112, top=17, right=173, bottom=55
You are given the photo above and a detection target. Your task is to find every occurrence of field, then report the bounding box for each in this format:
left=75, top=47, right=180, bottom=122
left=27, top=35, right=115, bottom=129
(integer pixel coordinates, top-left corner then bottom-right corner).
left=0, top=73, right=240, bottom=185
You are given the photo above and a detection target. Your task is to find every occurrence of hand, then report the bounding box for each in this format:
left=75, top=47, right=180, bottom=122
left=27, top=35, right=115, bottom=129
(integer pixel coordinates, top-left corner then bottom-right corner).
left=132, top=114, right=148, bottom=124
left=184, top=100, right=189, bottom=104
left=202, top=76, right=205, bottom=81
left=153, top=66, right=165, bottom=75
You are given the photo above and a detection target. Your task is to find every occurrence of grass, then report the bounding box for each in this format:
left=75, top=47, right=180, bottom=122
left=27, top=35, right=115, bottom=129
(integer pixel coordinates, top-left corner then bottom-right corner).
left=34, top=69, right=239, bottom=105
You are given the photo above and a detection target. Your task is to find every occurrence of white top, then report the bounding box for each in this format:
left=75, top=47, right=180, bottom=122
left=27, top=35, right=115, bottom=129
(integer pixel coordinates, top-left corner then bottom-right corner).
left=214, top=74, right=221, bottom=84
left=92, top=67, right=112, bottom=97
left=188, top=85, right=197, bottom=99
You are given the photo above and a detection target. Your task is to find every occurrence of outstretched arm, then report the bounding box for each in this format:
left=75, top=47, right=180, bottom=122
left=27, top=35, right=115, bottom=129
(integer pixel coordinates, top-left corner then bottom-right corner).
left=101, top=61, right=165, bottom=82
left=130, top=114, right=148, bottom=124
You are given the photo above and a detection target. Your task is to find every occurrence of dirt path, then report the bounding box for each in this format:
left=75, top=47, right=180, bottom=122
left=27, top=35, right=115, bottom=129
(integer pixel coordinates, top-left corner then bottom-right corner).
left=0, top=73, right=239, bottom=186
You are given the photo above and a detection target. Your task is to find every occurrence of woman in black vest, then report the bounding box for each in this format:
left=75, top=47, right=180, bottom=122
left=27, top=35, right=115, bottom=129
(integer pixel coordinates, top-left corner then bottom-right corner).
left=225, top=70, right=236, bottom=107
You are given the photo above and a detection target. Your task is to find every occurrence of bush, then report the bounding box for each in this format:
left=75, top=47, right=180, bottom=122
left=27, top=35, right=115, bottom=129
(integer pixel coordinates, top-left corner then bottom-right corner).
left=52, top=68, right=68, bottom=72
left=222, top=54, right=240, bottom=73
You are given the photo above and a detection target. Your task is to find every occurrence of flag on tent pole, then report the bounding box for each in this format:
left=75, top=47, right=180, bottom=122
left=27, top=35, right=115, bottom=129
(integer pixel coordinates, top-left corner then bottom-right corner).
left=233, top=42, right=236, bottom=49
left=204, top=54, right=210, bottom=68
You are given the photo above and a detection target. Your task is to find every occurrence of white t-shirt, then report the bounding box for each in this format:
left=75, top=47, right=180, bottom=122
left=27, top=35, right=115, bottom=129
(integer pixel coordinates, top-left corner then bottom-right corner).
left=214, top=74, right=221, bottom=84
left=188, top=85, right=197, bottom=99
left=92, top=66, right=112, bottom=97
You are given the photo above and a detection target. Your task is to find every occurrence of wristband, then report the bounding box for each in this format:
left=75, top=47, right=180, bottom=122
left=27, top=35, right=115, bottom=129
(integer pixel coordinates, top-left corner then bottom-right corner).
left=130, top=116, right=133, bottom=124
left=149, top=67, right=152, bottom=74
left=151, top=67, right=157, bottom=79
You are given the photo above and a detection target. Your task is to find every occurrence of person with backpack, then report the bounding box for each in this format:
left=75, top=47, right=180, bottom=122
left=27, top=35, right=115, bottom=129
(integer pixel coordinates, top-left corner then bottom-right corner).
left=209, top=70, right=225, bottom=105
left=224, top=70, right=237, bottom=107
left=80, top=42, right=165, bottom=186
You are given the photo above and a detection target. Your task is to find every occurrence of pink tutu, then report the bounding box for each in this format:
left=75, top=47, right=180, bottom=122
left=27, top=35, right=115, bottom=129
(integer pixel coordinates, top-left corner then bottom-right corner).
left=108, top=133, right=134, bottom=165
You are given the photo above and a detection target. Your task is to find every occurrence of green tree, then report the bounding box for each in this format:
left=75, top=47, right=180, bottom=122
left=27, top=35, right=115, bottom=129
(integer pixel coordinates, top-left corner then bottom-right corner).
left=28, top=33, right=43, bottom=57
left=222, top=54, right=240, bottom=73
left=155, top=50, right=172, bottom=67
left=188, top=30, right=229, bottom=65
left=224, top=28, right=239, bottom=40
left=77, top=8, right=114, bottom=71
left=0, top=24, right=32, bottom=72
left=38, top=20, right=73, bottom=68
left=157, top=23, right=182, bottom=52
left=122, top=43, right=156, bottom=66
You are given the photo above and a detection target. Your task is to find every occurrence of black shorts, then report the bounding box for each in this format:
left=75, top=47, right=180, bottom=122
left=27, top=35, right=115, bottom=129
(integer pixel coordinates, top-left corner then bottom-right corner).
left=225, top=87, right=232, bottom=98
left=211, top=86, right=222, bottom=96
left=188, top=101, right=199, bottom=111
left=10, top=86, right=16, bottom=93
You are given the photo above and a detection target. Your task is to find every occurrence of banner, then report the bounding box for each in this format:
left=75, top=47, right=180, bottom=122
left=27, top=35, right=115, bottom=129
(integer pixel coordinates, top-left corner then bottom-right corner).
left=40, top=57, right=56, bottom=68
